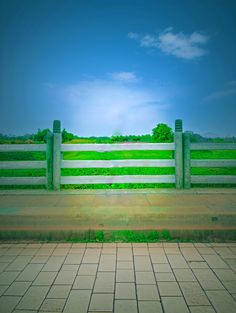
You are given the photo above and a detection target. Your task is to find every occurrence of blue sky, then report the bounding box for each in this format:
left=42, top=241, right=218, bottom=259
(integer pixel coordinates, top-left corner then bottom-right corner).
left=0, top=0, right=236, bottom=137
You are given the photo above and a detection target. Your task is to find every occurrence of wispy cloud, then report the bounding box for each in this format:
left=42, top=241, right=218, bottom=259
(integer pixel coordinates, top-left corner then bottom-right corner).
left=204, top=81, right=236, bottom=101
left=128, top=28, right=209, bottom=60
left=110, top=71, right=140, bottom=83
left=56, top=77, right=169, bottom=136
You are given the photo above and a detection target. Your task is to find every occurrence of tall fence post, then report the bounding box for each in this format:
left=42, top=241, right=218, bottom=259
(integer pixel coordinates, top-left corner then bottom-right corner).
left=46, top=131, right=53, bottom=190
left=183, top=131, right=191, bottom=189
left=175, top=119, right=183, bottom=189
left=53, top=120, right=62, bottom=190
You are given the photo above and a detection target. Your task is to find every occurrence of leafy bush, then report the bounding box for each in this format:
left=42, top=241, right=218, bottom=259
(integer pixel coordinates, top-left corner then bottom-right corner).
left=33, top=128, right=50, bottom=143
left=152, top=123, right=173, bottom=143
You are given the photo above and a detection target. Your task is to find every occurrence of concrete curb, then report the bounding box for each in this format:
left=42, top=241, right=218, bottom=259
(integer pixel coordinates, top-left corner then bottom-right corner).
left=1, top=188, right=236, bottom=195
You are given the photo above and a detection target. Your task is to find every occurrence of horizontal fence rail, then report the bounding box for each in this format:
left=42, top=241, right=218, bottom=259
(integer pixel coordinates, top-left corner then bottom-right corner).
left=0, top=144, right=46, bottom=152
left=61, top=175, right=175, bottom=185
left=0, top=161, right=46, bottom=169
left=190, top=143, right=236, bottom=150
left=61, top=143, right=175, bottom=152
left=61, top=159, right=175, bottom=168
left=0, top=177, right=46, bottom=185
left=191, top=175, right=236, bottom=184
left=191, top=159, right=236, bottom=168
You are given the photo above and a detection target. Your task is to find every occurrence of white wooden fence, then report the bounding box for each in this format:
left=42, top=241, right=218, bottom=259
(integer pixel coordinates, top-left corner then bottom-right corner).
left=0, top=120, right=236, bottom=189
left=60, top=143, right=175, bottom=186
left=0, top=144, right=47, bottom=186
left=183, top=133, right=236, bottom=187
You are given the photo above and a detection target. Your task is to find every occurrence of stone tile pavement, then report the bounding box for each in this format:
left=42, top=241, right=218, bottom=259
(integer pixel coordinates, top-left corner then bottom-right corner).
left=0, top=242, right=236, bottom=313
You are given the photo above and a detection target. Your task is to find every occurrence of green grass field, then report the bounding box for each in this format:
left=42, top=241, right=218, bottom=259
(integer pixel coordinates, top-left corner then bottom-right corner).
left=0, top=150, right=236, bottom=189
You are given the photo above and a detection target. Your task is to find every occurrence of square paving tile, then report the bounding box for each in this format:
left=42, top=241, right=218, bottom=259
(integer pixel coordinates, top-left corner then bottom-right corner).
left=33, top=271, right=57, bottom=286
left=138, top=301, right=163, bottom=313
left=73, top=275, right=95, bottom=289
left=93, top=272, right=115, bottom=293
left=82, top=250, right=100, bottom=263
left=202, top=254, right=229, bottom=269
left=222, top=280, right=236, bottom=293
left=63, top=289, right=91, bottom=313
left=158, top=282, right=182, bottom=296
left=190, top=306, right=216, bottom=313
left=116, top=269, right=135, bottom=282
left=136, top=271, right=156, bottom=284
left=114, top=300, right=138, bottom=313
left=0, top=295, right=21, bottom=313
left=6, top=255, right=32, bottom=271
left=115, top=283, right=136, bottom=299
left=149, top=251, right=168, bottom=263
left=0, top=271, right=20, bottom=285
left=101, top=248, right=116, bottom=255
left=173, top=269, right=197, bottom=282
left=54, top=270, right=77, bottom=285
left=180, top=282, right=210, bottom=305
left=78, top=264, right=98, bottom=276
left=213, top=268, right=236, bottom=281
left=167, top=254, right=189, bottom=269
left=206, top=290, right=236, bottom=313
left=0, top=285, right=8, bottom=296
left=192, top=268, right=225, bottom=290
left=189, top=262, right=209, bottom=269
left=162, top=296, right=189, bottom=313
left=39, top=298, right=66, bottom=312
left=137, top=284, right=160, bottom=300
left=42, top=256, right=65, bottom=271
left=155, top=272, right=176, bottom=282
left=5, top=281, right=31, bottom=296
left=153, top=263, right=172, bottom=273
left=134, top=256, right=152, bottom=271
left=89, top=293, right=114, bottom=311
left=30, top=255, right=49, bottom=264
left=64, top=254, right=83, bottom=265
left=61, top=264, right=80, bottom=271
left=117, top=261, right=133, bottom=269
left=0, top=262, right=9, bottom=273
left=17, top=286, right=50, bottom=310
left=47, top=285, right=71, bottom=298
left=16, top=263, right=43, bottom=281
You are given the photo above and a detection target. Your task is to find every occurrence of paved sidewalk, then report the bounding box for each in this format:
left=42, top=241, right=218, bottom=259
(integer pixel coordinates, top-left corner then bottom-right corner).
left=0, top=242, right=236, bottom=313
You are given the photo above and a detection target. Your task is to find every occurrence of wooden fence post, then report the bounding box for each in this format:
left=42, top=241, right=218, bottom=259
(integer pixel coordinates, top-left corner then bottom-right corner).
left=175, top=119, right=183, bottom=189
left=53, top=120, right=62, bottom=190
left=183, top=131, right=191, bottom=189
left=46, top=131, right=53, bottom=190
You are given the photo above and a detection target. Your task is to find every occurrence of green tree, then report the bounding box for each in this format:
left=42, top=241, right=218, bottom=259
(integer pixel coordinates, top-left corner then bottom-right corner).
left=33, top=129, right=50, bottom=143
left=152, top=123, right=173, bottom=142
left=62, top=128, right=76, bottom=143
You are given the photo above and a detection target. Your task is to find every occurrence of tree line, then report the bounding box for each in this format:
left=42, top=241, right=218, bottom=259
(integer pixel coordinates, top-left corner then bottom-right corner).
left=0, top=123, right=235, bottom=144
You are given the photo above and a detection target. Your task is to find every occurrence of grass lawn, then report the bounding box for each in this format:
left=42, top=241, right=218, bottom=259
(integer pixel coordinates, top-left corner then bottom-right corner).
left=0, top=149, right=236, bottom=189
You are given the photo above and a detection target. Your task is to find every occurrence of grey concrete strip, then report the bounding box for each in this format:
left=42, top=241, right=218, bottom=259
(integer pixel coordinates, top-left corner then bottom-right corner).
left=0, top=188, right=236, bottom=195
left=0, top=191, right=236, bottom=236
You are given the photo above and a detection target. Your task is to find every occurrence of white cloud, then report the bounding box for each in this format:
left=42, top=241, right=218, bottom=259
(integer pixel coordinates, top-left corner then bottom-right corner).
left=227, top=80, right=236, bottom=87
left=140, top=34, right=159, bottom=48
left=127, top=32, right=139, bottom=39
left=60, top=78, right=169, bottom=136
left=110, top=71, right=140, bottom=82
left=204, top=82, right=236, bottom=102
left=128, top=28, right=209, bottom=60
